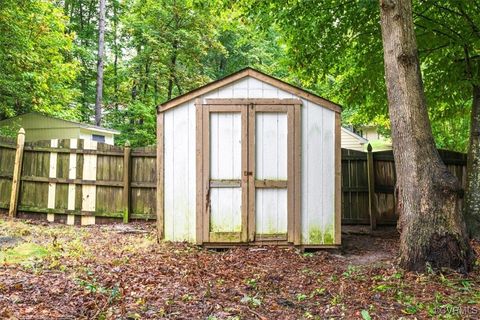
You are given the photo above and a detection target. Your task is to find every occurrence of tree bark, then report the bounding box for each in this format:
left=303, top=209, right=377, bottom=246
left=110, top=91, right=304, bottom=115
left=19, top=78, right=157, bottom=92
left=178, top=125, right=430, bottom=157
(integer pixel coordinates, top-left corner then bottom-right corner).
left=113, top=0, right=119, bottom=109
left=94, top=0, right=106, bottom=126
left=465, top=84, right=480, bottom=238
left=167, top=44, right=178, bottom=101
left=379, top=0, right=474, bottom=272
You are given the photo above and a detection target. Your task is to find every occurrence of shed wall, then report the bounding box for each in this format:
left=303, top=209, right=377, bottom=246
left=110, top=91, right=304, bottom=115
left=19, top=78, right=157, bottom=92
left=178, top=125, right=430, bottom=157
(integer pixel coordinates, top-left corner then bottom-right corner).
left=161, top=76, right=338, bottom=245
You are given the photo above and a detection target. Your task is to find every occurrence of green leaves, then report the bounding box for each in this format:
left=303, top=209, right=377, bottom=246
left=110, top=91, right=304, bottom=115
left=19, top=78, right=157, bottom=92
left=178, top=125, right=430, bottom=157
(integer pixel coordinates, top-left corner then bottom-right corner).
left=0, top=0, right=79, bottom=119
left=242, top=0, right=480, bottom=152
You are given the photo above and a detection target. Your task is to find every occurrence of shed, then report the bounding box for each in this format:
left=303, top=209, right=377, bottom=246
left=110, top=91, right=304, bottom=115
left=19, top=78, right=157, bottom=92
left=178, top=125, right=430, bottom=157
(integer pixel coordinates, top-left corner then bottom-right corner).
left=156, top=68, right=341, bottom=247
left=0, top=112, right=120, bottom=145
left=341, top=127, right=368, bottom=151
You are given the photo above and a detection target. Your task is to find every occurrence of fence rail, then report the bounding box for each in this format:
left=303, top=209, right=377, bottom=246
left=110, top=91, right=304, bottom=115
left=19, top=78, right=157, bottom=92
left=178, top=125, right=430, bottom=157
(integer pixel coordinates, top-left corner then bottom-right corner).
left=0, top=131, right=468, bottom=227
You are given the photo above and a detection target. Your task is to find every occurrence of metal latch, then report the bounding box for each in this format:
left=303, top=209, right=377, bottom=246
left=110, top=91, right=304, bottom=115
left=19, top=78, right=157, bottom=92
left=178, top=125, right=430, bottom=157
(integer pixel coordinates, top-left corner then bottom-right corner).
left=244, top=171, right=253, bottom=176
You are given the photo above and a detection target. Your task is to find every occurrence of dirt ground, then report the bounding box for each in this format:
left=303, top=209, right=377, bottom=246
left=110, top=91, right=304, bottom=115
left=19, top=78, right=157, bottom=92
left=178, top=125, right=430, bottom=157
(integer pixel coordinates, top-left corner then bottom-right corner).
left=0, top=218, right=478, bottom=319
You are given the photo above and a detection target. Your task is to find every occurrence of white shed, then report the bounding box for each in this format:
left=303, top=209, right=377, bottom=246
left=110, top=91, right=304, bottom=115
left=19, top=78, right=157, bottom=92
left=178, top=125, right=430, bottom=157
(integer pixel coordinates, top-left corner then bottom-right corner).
left=156, top=68, right=342, bottom=248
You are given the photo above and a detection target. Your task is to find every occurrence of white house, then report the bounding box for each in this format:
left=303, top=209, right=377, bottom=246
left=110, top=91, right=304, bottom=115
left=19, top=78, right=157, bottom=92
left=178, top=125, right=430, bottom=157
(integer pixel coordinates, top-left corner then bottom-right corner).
left=341, top=127, right=369, bottom=152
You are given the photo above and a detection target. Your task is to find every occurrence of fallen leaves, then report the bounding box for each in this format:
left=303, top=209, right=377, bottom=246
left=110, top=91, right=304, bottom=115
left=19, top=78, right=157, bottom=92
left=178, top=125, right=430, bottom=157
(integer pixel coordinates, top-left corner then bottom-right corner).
left=0, top=218, right=478, bottom=319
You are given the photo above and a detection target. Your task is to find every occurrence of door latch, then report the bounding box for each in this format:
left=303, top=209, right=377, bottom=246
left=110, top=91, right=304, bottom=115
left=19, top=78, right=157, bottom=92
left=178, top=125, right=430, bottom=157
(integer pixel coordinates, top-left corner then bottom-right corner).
left=243, top=171, right=253, bottom=176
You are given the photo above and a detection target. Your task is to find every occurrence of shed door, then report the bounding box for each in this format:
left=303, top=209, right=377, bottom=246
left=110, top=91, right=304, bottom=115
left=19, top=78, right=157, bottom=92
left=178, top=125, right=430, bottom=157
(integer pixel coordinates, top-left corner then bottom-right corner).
left=202, top=105, right=248, bottom=243
left=248, top=104, right=296, bottom=242
left=198, top=99, right=301, bottom=244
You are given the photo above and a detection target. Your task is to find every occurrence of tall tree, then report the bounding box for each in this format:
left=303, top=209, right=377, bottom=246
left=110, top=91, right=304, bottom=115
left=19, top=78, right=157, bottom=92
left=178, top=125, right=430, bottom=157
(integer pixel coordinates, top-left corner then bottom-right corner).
left=242, top=0, right=477, bottom=152
left=63, top=0, right=100, bottom=122
left=379, top=0, right=474, bottom=271
left=94, top=0, right=106, bottom=125
left=0, top=0, right=79, bottom=119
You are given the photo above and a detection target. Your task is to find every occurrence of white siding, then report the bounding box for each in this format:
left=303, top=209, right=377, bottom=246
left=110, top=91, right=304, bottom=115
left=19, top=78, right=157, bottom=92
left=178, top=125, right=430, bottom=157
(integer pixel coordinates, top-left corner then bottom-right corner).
left=255, top=113, right=288, bottom=180
left=209, top=112, right=243, bottom=233
left=210, top=113, right=242, bottom=180
left=255, top=112, right=288, bottom=235
left=163, top=101, right=196, bottom=242
left=162, top=75, right=337, bottom=244
left=256, top=189, right=288, bottom=234
left=211, top=188, right=242, bottom=232
left=301, top=102, right=336, bottom=244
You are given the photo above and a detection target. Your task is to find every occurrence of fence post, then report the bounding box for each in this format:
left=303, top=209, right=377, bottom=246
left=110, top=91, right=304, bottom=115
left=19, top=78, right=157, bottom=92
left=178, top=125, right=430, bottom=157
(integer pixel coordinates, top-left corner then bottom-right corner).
left=123, top=141, right=131, bottom=223
left=9, top=128, right=25, bottom=218
left=367, top=143, right=377, bottom=230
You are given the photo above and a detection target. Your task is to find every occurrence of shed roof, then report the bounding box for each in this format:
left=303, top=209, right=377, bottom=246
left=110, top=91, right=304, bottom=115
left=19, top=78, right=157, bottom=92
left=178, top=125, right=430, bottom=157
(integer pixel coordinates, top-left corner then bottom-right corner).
left=0, top=112, right=120, bottom=135
left=157, top=68, right=342, bottom=113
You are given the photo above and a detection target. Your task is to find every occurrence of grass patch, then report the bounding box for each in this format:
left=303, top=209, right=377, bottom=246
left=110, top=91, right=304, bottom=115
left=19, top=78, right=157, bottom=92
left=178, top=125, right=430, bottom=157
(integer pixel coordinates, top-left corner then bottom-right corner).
left=0, top=242, right=49, bottom=264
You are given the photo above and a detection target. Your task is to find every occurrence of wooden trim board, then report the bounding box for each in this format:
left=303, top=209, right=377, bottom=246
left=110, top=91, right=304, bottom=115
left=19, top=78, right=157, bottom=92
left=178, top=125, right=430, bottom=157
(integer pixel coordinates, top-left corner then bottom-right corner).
left=195, top=99, right=203, bottom=244
left=247, top=103, right=256, bottom=242
left=334, top=112, right=342, bottom=245
left=200, top=105, right=248, bottom=243
left=158, top=68, right=341, bottom=113
left=156, top=112, right=165, bottom=240
left=287, top=106, right=295, bottom=243
left=205, top=98, right=302, bottom=106
left=294, top=104, right=302, bottom=245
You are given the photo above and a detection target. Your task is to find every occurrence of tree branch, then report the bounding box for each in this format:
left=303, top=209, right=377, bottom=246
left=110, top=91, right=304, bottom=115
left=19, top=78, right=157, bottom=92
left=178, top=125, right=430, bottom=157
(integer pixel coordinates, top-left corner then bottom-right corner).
left=413, top=11, right=464, bottom=41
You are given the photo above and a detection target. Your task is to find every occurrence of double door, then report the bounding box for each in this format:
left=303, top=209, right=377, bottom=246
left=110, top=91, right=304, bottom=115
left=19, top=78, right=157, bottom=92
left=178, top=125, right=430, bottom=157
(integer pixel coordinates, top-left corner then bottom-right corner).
left=197, top=99, right=301, bottom=244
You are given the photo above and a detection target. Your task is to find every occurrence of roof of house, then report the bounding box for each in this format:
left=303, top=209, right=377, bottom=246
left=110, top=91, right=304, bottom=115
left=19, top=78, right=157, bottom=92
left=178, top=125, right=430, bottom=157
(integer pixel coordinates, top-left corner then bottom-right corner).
left=0, top=112, right=120, bottom=134
left=157, top=67, right=342, bottom=113
left=341, top=127, right=369, bottom=144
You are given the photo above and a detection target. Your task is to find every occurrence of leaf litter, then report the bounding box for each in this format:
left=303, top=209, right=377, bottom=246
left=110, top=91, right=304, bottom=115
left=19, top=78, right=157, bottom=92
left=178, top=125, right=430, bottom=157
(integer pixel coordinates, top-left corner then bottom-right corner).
left=0, top=218, right=478, bottom=319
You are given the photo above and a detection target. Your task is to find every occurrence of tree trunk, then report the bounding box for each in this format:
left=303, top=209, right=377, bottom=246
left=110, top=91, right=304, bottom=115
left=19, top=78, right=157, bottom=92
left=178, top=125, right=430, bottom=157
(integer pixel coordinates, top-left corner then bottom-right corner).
left=379, top=0, right=474, bottom=272
left=465, top=84, right=480, bottom=238
left=94, top=0, right=106, bottom=126
left=167, top=40, right=178, bottom=101
left=113, top=0, right=119, bottom=109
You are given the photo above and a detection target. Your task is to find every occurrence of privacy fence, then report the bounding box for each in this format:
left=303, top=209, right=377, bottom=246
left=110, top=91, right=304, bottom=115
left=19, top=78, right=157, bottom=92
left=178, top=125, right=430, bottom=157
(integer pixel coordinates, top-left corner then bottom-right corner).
left=0, top=131, right=468, bottom=227
left=341, top=147, right=467, bottom=227
left=0, top=131, right=156, bottom=225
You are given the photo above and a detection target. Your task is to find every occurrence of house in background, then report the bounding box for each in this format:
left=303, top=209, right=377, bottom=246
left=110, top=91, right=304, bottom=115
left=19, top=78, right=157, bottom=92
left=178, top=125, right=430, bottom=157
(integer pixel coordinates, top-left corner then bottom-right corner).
left=341, top=125, right=392, bottom=152
left=341, top=127, right=368, bottom=151
left=0, top=112, right=119, bottom=145
left=355, top=125, right=383, bottom=141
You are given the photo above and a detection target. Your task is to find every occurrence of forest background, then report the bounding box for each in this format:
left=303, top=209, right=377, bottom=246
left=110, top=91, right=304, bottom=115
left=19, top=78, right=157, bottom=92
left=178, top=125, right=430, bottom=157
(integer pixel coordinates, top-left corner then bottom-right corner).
left=0, top=0, right=476, bottom=151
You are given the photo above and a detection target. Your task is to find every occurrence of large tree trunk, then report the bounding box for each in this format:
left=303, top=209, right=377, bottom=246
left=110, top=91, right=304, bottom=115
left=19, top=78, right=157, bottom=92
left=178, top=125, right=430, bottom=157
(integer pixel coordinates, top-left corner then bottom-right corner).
left=94, top=0, right=106, bottom=126
left=379, top=0, right=474, bottom=272
left=465, top=84, right=480, bottom=238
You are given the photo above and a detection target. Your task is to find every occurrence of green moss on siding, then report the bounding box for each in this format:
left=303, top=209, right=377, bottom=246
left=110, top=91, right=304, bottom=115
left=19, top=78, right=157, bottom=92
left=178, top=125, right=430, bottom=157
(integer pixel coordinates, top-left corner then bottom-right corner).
left=323, top=225, right=334, bottom=244
left=308, top=227, right=324, bottom=244
left=306, top=223, right=335, bottom=245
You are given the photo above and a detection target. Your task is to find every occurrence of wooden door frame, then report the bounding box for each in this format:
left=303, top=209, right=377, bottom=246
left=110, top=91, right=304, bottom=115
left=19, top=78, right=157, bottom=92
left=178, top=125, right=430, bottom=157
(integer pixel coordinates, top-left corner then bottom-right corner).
left=196, top=98, right=302, bottom=245
left=196, top=102, right=248, bottom=243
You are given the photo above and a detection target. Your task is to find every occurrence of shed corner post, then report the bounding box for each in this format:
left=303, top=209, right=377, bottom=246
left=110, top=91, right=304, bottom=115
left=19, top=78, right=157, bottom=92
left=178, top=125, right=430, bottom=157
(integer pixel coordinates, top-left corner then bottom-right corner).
left=334, top=112, right=342, bottom=245
left=9, top=128, right=25, bottom=219
left=123, top=140, right=132, bottom=224
left=156, top=111, right=165, bottom=242
left=367, top=143, right=377, bottom=230
left=195, top=98, right=204, bottom=245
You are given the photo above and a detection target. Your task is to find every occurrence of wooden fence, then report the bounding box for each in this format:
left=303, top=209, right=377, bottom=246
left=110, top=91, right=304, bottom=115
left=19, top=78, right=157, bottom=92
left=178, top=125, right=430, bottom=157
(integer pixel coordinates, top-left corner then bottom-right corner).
left=0, top=131, right=156, bottom=224
left=0, top=130, right=468, bottom=227
left=341, top=146, right=467, bottom=226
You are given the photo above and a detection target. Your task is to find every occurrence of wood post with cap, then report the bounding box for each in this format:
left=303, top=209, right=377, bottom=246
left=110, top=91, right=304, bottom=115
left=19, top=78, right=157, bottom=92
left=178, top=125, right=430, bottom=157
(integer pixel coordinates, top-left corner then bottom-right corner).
left=123, top=141, right=131, bottom=223
left=9, top=128, right=25, bottom=218
left=367, top=143, right=377, bottom=230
